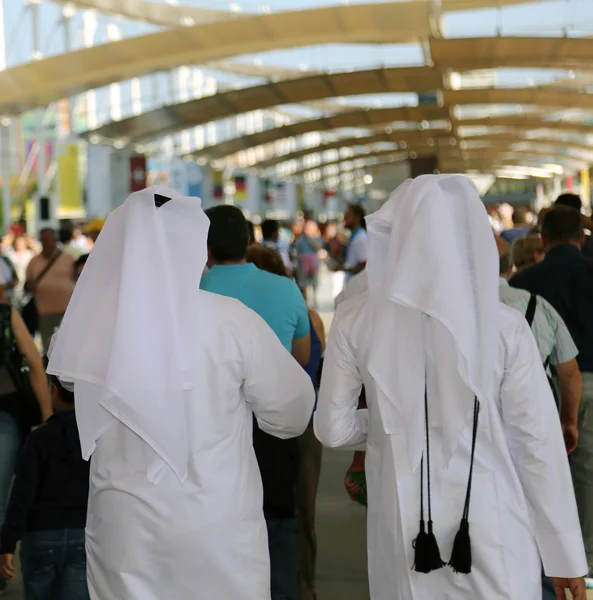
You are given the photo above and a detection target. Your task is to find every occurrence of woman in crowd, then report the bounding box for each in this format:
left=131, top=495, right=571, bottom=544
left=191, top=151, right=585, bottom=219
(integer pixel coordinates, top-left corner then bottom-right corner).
left=292, top=220, right=322, bottom=307
left=247, top=244, right=326, bottom=600
left=0, top=305, right=52, bottom=595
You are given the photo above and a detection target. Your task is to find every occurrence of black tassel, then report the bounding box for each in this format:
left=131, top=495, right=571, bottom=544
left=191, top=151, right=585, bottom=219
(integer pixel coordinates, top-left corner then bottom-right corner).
left=449, top=518, right=472, bottom=574
left=414, top=520, right=446, bottom=573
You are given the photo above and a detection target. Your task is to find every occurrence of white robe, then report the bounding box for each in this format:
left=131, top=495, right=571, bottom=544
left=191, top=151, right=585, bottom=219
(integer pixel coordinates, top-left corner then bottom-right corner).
left=315, top=293, right=587, bottom=600
left=85, top=293, right=315, bottom=600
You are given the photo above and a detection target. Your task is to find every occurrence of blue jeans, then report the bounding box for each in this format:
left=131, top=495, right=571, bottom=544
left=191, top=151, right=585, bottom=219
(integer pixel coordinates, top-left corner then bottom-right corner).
left=542, top=575, right=556, bottom=600
left=267, top=517, right=301, bottom=600
left=21, top=529, right=89, bottom=600
left=0, top=412, right=21, bottom=587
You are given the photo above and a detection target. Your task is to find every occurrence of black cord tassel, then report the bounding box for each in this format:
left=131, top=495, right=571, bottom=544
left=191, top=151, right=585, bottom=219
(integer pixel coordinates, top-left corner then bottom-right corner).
left=414, top=519, right=446, bottom=573
left=413, top=386, right=445, bottom=574
left=449, top=518, right=471, bottom=574
left=449, top=398, right=480, bottom=575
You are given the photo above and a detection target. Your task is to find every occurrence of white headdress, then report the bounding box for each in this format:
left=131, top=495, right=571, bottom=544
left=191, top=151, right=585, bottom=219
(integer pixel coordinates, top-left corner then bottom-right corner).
left=366, top=174, right=499, bottom=471
left=47, top=186, right=209, bottom=484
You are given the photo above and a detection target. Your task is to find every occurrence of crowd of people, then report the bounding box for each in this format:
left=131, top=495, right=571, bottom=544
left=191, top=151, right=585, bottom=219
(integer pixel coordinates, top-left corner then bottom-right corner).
left=0, top=177, right=591, bottom=600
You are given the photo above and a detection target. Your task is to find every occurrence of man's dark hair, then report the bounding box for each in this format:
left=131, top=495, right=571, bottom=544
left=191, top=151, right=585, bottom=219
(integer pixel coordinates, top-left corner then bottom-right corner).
left=49, top=374, right=75, bottom=405
left=541, top=206, right=583, bottom=245
left=555, top=193, right=582, bottom=212
left=205, top=205, right=249, bottom=262
left=39, top=227, right=56, bottom=239
left=512, top=207, right=528, bottom=226
left=59, top=227, right=73, bottom=245
left=348, top=204, right=367, bottom=230
left=246, top=220, right=256, bottom=246
left=261, top=220, right=279, bottom=241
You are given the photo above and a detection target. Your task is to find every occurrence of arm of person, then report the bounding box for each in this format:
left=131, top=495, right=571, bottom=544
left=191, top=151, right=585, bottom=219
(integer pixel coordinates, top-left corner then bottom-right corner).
left=309, top=309, right=326, bottom=354
left=24, top=257, right=36, bottom=293
left=0, top=434, right=42, bottom=563
left=545, top=297, right=582, bottom=454
left=291, top=282, right=311, bottom=366
left=555, top=358, right=582, bottom=455
left=314, top=307, right=368, bottom=449
left=501, top=316, right=587, bottom=579
left=12, top=308, right=52, bottom=421
left=243, top=312, right=315, bottom=440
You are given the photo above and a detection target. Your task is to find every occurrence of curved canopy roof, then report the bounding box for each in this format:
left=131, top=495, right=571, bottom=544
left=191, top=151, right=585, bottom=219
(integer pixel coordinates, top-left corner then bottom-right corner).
left=256, top=133, right=593, bottom=171
left=299, top=146, right=586, bottom=179
left=431, top=36, right=593, bottom=72
left=87, top=66, right=442, bottom=142
left=256, top=130, right=455, bottom=170
left=443, top=88, right=593, bottom=110
left=191, top=106, right=450, bottom=160
left=0, top=2, right=433, bottom=116
left=52, top=0, right=544, bottom=29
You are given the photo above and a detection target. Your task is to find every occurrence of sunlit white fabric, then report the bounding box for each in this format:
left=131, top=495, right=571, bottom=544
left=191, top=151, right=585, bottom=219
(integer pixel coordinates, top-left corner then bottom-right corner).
left=366, top=175, right=499, bottom=470
left=48, top=186, right=208, bottom=484
left=315, top=295, right=587, bottom=600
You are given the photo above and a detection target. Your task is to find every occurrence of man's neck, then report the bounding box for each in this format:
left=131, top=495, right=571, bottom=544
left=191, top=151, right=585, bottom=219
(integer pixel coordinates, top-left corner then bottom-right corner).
left=42, top=248, right=57, bottom=259
left=211, top=259, right=247, bottom=266
left=546, top=241, right=581, bottom=252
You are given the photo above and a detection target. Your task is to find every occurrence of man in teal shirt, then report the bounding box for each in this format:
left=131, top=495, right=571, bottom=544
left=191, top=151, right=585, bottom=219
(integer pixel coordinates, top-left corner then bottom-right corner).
left=200, top=205, right=310, bottom=600
left=201, top=206, right=310, bottom=363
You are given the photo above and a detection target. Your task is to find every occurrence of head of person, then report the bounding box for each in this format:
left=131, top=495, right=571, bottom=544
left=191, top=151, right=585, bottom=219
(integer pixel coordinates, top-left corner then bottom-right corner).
left=84, top=219, right=105, bottom=245
left=49, top=374, right=75, bottom=412
left=555, top=192, right=582, bottom=212
left=304, top=220, right=319, bottom=238
left=541, top=206, right=584, bottom=250
left=511, top=207, right=529, bottom=227
left=261, top=219, right=279, bottom=243
left=344, top=204, right=366, bottom=232
left=512, top=234, right=545, bottom=272
left=246, top=220, right=256, bottom=246
left=59, top=226, right=74, bottom=245
left=13, top=235, right=27, bottom=253
left=205, top=205, right=249, bottom=266
left=496, top=236, right=513, bottom=279
left=247, top=245, right=287, bottom=277
left=39, top=228, right=58, bottom=255
left=73, top=254, right=89, bottom=283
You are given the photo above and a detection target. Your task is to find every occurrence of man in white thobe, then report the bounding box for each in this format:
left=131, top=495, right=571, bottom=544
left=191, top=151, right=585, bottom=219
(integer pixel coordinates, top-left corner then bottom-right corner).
left=315, top=175, right=587, bottom=600
left=48, top=187, right=315, bottom=600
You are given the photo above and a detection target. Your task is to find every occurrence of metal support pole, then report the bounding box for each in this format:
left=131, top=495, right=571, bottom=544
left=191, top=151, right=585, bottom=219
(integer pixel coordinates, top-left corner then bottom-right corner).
left=62, top=11, right=73, bottom=134
left=1, top=125, right=11, bottom=230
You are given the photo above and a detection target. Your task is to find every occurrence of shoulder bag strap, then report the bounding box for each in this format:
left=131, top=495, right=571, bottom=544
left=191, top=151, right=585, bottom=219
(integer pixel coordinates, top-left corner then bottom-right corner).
left=525, top=294, right=537, bottom=328
left=34, top=251, right=63, bottom=287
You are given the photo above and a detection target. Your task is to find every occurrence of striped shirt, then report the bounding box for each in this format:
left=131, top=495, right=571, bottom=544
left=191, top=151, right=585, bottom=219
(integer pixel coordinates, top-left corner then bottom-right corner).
left=499, top=278, right=578, bottom=366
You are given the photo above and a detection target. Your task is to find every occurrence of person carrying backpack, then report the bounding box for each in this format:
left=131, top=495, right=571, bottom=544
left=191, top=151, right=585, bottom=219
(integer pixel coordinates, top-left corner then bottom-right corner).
left=0, top=304, right=52, bottom=595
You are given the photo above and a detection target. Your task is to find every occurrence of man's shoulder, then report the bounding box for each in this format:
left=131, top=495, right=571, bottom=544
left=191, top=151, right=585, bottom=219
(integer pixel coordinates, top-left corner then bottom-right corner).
left=336, top=291, right=368, bottom=329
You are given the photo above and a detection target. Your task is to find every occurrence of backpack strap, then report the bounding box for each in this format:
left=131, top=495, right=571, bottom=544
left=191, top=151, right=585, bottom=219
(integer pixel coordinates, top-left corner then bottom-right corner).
left=525, top=294, right=537, bottom=328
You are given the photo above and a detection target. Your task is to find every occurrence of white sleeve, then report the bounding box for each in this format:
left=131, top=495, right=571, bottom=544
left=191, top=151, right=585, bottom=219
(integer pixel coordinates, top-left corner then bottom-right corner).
left=314, top=308, right=368, bottom=449
left=501, top=318, right=587, bottom=578
left=242, top=313, right=315, bottom=439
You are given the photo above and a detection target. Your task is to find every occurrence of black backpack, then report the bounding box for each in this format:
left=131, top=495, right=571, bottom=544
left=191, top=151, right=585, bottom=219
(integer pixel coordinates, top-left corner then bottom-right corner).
left=525, top=294, right=558, bottom=407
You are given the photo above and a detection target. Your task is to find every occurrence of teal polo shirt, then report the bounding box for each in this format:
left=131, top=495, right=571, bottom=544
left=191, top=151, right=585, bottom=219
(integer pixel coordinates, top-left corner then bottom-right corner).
left=200, top=263, right=309, bottom=351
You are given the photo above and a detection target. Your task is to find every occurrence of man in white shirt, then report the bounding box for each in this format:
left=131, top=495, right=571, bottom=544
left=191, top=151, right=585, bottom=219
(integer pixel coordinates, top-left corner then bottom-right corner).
left=331, top=205, right=368, bottom=283
left=315, top=175, right=587, bottom=600
left=48, top=187, right=315, bottom=600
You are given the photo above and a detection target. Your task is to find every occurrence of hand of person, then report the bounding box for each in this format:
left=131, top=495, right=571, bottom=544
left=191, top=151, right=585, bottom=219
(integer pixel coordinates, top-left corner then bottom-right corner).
left=0, top=553, right=16, bottom=580
left=344, top=473, right=361, bottom=501
left=562, top=422, right=579, bottom=455
left=552, top=577, right=586, bottom=599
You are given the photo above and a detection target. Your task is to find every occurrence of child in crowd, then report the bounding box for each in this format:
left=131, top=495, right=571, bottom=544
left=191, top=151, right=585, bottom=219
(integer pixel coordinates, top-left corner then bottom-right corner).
left=0, top=374, right=89, bottom=600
